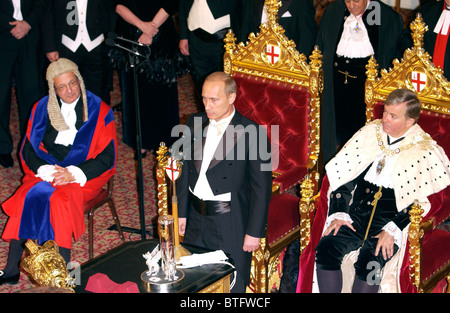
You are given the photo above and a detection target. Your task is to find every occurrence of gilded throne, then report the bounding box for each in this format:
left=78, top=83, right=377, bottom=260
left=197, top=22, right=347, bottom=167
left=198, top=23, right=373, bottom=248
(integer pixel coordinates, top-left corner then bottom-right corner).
left=223, top=0, right=322, bottom=292
left=298, top=14, right=450, bottom=293
left=156, top=0, right=323, bottom=293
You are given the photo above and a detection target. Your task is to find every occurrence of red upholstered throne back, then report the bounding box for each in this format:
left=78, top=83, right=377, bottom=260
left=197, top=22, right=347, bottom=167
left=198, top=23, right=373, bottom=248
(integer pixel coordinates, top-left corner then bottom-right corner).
left=233, top=73, right=311, bottom=192
left=373, top=103, right=450, bottom=226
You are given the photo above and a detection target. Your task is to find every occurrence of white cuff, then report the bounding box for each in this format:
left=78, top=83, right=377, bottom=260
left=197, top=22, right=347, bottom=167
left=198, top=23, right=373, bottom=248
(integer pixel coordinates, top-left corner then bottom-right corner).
left=325, top=212, right=354, bottom=230
left=35, top=165, right=57, bottom=182
left=382, top=221, right=403, bottom=247
left=66, top=165, right=87, bottom=187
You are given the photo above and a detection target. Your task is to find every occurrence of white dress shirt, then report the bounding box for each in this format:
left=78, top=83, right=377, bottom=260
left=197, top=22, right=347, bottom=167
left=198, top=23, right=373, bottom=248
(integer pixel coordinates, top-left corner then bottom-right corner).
left=188, top=0, right=230, bottom=34
left=336, top=3, right=374, bottom=58
left=54, top=98, right=79, bottom=147
left=12, top=0, right=23, bottom=21
left=192, top=109, right=235, bottom=201
left=62, top=0, right=104, bottom=52
left=434, top=5, right=450, bottom=36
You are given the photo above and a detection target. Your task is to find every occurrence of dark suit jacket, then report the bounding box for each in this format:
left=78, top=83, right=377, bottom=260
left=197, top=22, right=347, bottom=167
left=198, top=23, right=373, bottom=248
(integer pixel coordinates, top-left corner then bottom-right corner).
left=41, top=0, right=114, bottom=53
left=178, top=0, right=242, bottom=39
left=316, top=0, right=409, bottom=163
left=0, top=0, right=45, bottom=35
left=177, top=109, right=272, bottom=239
left=418, top=0, right=450, bottom=79
left=176, top=109, right=272, bottom=284
left=239, top=0, right=317, bottom=56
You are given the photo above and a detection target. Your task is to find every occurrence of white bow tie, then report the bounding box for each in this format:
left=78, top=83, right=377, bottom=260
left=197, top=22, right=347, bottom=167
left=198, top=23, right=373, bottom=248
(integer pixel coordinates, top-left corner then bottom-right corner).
left=209, top=120, right=229, bottom=136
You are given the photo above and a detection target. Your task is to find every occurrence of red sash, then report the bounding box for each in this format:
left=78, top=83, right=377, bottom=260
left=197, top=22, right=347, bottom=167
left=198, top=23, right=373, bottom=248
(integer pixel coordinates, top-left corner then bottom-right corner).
left=433, top=4, right=450, bottom=69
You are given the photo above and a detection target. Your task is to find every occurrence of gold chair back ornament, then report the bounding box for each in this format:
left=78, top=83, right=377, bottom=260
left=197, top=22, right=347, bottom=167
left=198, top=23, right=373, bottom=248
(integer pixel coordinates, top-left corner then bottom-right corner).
left=21, top=240, right=75, bottom=292
left=365, top=13, right=450, bottom=123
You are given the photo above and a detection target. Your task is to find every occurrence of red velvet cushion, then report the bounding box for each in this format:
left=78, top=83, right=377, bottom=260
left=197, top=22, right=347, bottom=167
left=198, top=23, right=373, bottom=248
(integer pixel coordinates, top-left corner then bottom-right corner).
left=233, top=73, right=311, bottom=192
left=267, top=193, right=300, bottom=245
left=421, top=229, right=450, bottom=282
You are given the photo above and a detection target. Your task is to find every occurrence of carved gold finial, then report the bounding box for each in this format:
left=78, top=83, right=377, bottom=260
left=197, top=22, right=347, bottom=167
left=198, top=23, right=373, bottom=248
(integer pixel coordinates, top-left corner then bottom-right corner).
left=224, top=30, right=236, bottom=57
left=224, top=30, right=237, bottom=75
left=366, top=56, right=379, bottom=82
left=21, top=240, right=75, bottom=292
left=409, top=200, right=424, bottom=226
left=309, top=46, right=323, bottom=71
left=156, top=142, right=168, bottom=165
left=410, top=13, right=428, bottom=51
left=300, top=174, right=314, bottom=202
left=264, top=0, right=282, bottom=25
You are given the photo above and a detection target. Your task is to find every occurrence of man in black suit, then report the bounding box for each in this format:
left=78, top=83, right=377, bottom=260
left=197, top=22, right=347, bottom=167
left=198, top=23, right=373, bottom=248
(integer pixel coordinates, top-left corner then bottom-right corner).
left=316, top=0, right=410, bottom=164
left=0, top=0, right=46, bottom=168
left=41, top=0, right=115, bottom=103
left=176, top=72, right=272, bottom=293
left=417, top=0, right=450, bottom=79
left=240, top=0, right=317, bottom=56
left=178, top=0, right=242, bottom=97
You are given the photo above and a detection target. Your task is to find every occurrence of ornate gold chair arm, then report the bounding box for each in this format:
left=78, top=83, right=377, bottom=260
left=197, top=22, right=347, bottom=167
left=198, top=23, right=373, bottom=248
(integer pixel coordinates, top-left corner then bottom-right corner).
left=408, top=200, right=434, bottom=292
left=299, top=171, right=320, bottom=255
left=408, top=201, right=424, bottom=291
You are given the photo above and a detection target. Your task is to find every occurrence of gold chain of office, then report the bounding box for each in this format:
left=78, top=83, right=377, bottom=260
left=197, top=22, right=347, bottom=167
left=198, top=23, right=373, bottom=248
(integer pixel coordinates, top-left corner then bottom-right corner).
left=375, top=122, right=417, bottom=174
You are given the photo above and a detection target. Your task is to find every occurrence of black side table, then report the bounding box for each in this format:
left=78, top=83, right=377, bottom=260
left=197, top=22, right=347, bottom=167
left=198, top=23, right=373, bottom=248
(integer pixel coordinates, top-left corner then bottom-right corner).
left=73, top=240, right=235, bottom=293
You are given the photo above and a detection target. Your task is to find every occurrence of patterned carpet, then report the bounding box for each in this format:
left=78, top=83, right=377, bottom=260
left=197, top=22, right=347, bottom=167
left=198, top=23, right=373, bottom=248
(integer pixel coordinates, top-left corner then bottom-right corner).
left=0, top=73, right=200, bottom=293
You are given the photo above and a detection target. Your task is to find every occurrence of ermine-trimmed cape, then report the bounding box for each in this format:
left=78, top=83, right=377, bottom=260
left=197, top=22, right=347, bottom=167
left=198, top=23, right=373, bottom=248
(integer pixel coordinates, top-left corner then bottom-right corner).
left=297, top=120, right=450, bottom=292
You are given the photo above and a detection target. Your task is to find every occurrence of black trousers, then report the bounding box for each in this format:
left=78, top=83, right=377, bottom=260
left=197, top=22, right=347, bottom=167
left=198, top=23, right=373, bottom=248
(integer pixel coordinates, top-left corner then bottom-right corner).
left=0, top=31, right=43, bottom=153
left=315, top=184, right=400, bottom=282
left=58, top=43, right=111, bottom=104
left=183, top=205, right=250, bottom=293
left=315, top=224, right=399, bottom=282
left=188, top=33, right=225, bottom=95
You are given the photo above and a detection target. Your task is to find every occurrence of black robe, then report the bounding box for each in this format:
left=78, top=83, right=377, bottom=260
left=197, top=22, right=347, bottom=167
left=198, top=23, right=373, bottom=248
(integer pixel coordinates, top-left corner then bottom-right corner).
left=316, top=0, right=410, bottom=164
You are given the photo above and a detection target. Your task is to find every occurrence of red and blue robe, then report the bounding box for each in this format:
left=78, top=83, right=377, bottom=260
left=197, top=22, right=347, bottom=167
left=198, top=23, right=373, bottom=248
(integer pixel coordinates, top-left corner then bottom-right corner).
left=2, top=91, right=117, bottom=249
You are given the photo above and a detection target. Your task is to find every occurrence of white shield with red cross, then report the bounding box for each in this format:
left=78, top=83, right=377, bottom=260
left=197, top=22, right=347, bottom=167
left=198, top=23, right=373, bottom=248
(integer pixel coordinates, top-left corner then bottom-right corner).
left=411, top=71, right=427, bottom=92
left=265, top=43, right=280, bottom=65
left=165, top=157, right=180, bottom=181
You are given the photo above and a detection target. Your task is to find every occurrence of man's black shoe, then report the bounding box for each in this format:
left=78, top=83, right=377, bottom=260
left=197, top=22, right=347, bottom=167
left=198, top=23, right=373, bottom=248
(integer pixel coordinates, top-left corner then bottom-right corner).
left=0, top=270, right=20, bottom=285
left=0, top=154, right=13, bottom=168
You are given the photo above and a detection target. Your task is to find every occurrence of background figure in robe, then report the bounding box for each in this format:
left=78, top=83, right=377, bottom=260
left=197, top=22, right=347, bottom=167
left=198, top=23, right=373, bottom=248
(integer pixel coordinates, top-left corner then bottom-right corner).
left=417, top=0, right=450, bottom=79
left=112, top=0, right=190, bottom=157
left=316, top=0, right=410, bottom=164
left=0, top=58, right=117, bottom=286
left=0, top=0, right=46, bottom=168
left=240, top=0, right=317, bottom=57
